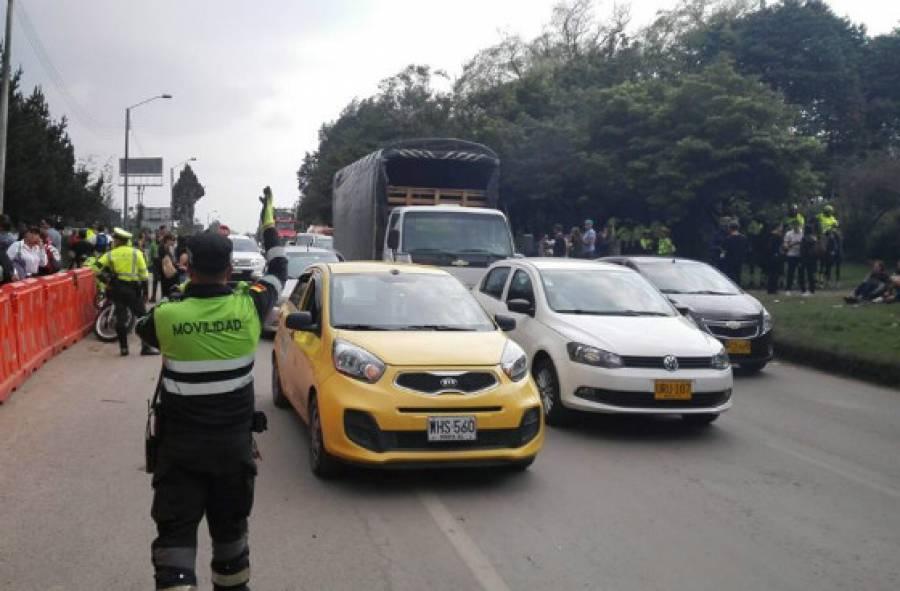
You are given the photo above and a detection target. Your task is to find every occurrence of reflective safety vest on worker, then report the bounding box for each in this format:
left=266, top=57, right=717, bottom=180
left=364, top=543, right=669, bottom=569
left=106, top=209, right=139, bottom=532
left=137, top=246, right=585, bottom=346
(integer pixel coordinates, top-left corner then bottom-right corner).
left=97, top=243, right=148, bottom=283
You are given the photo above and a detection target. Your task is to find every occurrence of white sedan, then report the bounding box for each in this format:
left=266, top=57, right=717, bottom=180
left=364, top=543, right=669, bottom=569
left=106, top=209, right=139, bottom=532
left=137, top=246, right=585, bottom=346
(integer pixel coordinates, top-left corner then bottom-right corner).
left=473, top=259, right=733, bottom=426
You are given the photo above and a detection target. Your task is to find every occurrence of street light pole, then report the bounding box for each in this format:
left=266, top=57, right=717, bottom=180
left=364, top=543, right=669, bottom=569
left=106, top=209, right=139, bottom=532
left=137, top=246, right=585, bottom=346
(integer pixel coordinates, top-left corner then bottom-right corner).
left=0, top=0, right=14, bottom=215
left=123, top=93, right=172, bottom=229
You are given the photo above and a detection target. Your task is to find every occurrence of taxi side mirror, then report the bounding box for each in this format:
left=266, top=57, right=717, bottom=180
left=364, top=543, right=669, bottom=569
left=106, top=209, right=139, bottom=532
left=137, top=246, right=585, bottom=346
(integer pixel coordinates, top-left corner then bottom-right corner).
left=507, top=298, right=535, bottom=316
left=387, top=229, right=400, bottom=250
left=285, top=311, right=314, bottom=331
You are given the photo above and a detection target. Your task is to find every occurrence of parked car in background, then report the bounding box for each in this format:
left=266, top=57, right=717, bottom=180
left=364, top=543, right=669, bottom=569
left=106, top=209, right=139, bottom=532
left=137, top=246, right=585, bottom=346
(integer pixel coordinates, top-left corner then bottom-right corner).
left=474, top=259, right=733, bottom=426
left=292, top=233, right=334, bottom=251
left=601, top=256, right=773, bottom=373
left=228, top=234, right=265, bottom=280
left=272, top=262, right=544, bottom=476
left=263, top=246, right=342, bottom=335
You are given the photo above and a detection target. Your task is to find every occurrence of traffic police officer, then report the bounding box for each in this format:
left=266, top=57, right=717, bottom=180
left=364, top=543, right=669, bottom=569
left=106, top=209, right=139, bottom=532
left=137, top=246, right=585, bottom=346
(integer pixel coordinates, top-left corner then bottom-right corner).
left=93, top=227, right=155, bottom=356
left=136, top=189, right=286, bottom=591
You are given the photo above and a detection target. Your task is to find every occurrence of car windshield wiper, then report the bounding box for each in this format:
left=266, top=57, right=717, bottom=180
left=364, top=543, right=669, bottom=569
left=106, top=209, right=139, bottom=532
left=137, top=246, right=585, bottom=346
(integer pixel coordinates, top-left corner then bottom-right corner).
left=455, top=248, right=510, bottom=257
left=659, top=289, right=687, bottom=294
left=332, top=324, right=391, bottom=331
left=684, top=290, right=736, bottom=296
left=556, top=309, right=669, bottom=316
left=619, top=310, right=671, bottom=316
left=397, top=324, right=475, bottom=331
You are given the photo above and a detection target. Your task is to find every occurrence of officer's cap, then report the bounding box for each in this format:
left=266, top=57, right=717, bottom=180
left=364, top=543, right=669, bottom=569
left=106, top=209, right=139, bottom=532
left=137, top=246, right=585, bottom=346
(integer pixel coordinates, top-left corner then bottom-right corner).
left=112, top=227, right=132, bottom=240
left=188, top=233, right=233, bottom=274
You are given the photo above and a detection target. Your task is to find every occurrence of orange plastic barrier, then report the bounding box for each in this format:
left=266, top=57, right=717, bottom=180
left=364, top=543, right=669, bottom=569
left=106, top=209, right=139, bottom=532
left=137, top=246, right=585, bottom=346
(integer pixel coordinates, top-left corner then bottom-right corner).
left=8, top=279, right=53, bottom=376
left=40, top=273, right=80, bottom=354
left=0, top=286, right=24, bottom=403
left=72, top=268, right=97, bottom=336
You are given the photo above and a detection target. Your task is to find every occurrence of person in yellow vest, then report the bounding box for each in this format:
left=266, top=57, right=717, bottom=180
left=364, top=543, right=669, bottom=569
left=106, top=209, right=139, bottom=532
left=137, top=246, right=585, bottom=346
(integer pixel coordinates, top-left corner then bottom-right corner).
left=657, top=227, right=676, bottom=256
left=817, top=204, right=839, bottom=233
left=94, top=227, right=156, bottom=356
left=784, top=204, right=805, bottom=230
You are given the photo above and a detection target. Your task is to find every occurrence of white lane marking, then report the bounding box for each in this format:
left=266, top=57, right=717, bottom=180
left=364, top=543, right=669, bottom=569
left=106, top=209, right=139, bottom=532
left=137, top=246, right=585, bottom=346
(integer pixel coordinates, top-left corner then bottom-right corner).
left=763, top=440, right=900, bottom=501
left=418, top=490, right=511, bottom=591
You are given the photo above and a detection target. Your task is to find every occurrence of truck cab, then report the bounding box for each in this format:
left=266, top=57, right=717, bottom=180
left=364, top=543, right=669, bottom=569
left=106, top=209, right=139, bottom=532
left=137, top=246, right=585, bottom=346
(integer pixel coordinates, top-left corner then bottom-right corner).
left=383, top=205, right=516, bottom=288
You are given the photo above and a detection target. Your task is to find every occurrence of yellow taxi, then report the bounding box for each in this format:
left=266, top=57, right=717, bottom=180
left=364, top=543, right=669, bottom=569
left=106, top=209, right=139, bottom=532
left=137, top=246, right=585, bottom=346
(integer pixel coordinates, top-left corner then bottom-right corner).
left=271, top=262, right=544, bottom=477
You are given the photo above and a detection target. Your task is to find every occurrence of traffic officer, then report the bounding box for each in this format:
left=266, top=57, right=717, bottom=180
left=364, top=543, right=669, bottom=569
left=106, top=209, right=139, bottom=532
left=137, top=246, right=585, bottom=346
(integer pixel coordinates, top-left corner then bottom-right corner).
left=817, top=204, right=839, bottom=233
left=785, top=203, right=805, bottom=230
left=93, top=227, right=155, bottom=356
left=136, top=188, right=286, bottom=591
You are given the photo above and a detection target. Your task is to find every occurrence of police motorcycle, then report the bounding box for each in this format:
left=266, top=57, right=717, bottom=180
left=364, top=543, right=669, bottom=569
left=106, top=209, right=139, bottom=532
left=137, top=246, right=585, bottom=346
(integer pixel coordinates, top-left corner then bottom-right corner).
left=93, top=270, right=135, bottom=342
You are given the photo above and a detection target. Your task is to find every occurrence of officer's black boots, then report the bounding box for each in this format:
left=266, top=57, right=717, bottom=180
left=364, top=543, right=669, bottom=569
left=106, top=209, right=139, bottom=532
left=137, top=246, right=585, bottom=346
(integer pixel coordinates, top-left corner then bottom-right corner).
left=120, top=345, right=129, bottom=356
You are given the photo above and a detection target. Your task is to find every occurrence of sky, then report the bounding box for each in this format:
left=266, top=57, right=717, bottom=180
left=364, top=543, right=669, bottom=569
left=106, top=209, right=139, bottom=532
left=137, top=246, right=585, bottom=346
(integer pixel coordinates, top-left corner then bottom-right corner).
left=4, top=0, right=899, bottom=232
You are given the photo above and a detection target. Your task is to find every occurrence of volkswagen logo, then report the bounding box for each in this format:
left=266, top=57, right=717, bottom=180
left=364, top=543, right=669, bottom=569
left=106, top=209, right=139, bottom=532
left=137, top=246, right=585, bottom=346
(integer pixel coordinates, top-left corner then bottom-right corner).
left=663, top=355, right=679, bottom=372
left=439, top=377, right=460, bottom=389
left=725, top=320, right=741, bottom=330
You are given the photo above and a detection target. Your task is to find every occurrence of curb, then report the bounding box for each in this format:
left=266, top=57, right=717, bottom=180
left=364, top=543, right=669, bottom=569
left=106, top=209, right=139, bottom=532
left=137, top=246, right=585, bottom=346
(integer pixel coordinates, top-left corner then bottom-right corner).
left=772, top=337, right=900, bottom=389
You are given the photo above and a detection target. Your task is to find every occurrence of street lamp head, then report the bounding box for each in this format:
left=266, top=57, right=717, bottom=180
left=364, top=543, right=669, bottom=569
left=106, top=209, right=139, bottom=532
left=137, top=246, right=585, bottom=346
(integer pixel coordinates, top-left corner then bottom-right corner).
left=189, top=157, right=197, bottom=162
left=161, top=94, right=173, bottom=99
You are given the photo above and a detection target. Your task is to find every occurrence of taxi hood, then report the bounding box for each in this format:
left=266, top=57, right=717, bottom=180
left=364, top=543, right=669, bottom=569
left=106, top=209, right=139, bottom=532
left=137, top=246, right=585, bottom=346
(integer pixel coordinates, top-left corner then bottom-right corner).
left=335, top=329, right=508, bottom=366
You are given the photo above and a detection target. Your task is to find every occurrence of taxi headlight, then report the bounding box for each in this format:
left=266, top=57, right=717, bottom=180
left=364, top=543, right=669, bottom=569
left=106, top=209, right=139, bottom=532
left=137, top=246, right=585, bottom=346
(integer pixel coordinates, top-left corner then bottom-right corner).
left=567, top=342, right=624, bottom=368
left=333, top=339, right=385, bottom=383
left=711, top=348, right=731, bottom=370
left=762, top=310, right=773, bottom=334
left=500, top=340, right=528, bottom=382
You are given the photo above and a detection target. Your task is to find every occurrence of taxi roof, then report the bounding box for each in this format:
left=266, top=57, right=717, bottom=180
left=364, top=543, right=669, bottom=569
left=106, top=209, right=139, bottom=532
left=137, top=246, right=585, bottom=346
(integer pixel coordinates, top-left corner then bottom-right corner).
left=520, top=257, right=625, bottom=272
left=324, top=261, right=450, bottom=276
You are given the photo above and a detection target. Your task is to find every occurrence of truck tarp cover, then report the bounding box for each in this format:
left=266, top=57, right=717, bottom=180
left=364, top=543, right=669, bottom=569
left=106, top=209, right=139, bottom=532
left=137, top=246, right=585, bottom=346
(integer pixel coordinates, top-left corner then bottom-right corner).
left=332, top=138, right=500, bottom=261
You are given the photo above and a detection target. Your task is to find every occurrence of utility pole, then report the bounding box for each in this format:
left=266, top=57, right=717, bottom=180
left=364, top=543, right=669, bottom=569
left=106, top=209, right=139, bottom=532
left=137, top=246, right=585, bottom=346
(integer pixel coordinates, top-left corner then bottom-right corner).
left=0, top=0, right=14, bottom=215
left=123, top=107, right=130, bottom=227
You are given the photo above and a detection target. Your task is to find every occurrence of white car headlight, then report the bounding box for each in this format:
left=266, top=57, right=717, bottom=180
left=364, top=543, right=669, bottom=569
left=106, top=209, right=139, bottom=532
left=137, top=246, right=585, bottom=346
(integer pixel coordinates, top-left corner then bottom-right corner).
left=711, top=348, right=731, bottom=370
left=567, top=342, right=624, bottom=368
left=762, top=309, right=773, bottom=334
left=500, top=340, right=528, bottom=381
left=333, top=339, right=386, bottom=383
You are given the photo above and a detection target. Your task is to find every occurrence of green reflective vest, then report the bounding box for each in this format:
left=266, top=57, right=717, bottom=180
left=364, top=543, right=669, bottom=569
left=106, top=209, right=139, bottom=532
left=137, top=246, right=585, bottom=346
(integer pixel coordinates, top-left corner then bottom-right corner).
left=154, top=283, right=261, bottom=396
left=657, top=237, right=676, bottom=256
left=97, top=245, right=148, bottom=283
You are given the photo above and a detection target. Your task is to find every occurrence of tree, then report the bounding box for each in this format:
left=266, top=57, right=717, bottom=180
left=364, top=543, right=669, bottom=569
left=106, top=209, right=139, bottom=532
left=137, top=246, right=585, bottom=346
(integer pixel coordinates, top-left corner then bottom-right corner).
left=171, top=164, right=205, bottom=232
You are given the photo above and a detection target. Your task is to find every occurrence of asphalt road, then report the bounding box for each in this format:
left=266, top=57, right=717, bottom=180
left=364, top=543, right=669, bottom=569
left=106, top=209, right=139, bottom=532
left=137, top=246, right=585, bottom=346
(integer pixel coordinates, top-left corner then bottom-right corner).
left=1, top=336, right=898, bottom=591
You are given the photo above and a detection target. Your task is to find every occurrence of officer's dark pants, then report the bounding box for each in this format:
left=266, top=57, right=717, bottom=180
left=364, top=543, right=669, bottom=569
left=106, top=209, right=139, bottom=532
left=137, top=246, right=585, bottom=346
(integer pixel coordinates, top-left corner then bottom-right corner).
left=110, top=280, right=146, bottom=349
left=152, top=434, right=256, bottom=590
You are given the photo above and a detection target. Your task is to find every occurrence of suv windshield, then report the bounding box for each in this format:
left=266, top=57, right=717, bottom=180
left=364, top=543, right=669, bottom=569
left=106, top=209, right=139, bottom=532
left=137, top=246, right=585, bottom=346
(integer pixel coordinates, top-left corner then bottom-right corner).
left=287, top=251, right=339, bottom=278
left=402, top=211, right=513, bottom=264
left=640, top=261, right=741, bottom=295
left=330, top=273, right=494, bottom=331
left=231, top=237, right=258, bottom=253
left=541, top=269, right=675, bottom=316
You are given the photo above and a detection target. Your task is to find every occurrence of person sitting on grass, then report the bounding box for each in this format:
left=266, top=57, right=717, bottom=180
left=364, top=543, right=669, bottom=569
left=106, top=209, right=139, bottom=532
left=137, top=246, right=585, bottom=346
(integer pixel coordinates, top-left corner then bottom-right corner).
left=875, top=262, right=900, bottom=304
left=844, top=260, right=890, bottom=304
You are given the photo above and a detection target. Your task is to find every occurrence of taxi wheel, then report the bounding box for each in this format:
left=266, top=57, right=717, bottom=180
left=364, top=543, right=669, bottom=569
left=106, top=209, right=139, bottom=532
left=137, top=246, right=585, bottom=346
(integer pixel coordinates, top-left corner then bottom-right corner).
left=271, top=353, right=289, bottom=409
left=534, top=358, right=571, bottom=426
left=682, top=413, right=719, bottom=427
left=507, top=456, right=536, bottom=473
left=308, top=394, right=341, bottom=479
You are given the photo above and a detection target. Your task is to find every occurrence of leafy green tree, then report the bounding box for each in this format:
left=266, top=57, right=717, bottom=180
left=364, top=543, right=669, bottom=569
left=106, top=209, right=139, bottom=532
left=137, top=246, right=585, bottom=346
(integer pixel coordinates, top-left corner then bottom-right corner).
left=171, top=164, right=205, bottom=232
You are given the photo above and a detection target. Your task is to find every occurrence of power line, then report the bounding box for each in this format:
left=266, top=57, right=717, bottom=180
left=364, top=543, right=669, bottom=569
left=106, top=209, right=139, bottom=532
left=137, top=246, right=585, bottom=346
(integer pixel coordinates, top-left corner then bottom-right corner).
left=14, top=2, right=117, bottom=139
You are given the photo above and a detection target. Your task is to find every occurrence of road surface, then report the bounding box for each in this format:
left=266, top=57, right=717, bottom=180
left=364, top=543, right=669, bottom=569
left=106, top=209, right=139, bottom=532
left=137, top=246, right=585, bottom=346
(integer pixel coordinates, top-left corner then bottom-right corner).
left=1, top=336, right=898, bottom=590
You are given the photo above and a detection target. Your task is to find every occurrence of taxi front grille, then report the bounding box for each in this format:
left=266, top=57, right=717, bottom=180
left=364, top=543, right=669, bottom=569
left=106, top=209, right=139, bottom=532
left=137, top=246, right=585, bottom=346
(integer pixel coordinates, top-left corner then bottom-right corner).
left=395, top=371, right=497, bottom=394
left=703, top=319, right=760, bottom=339
left=575, top=388, right=731, bottom=409
left=621, top=356, right=713, bottom=369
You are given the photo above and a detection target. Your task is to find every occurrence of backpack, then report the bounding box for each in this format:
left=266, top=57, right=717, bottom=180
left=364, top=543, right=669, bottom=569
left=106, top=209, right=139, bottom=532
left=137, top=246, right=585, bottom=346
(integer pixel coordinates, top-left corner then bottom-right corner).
left=95, top=233, right=109, bottom=252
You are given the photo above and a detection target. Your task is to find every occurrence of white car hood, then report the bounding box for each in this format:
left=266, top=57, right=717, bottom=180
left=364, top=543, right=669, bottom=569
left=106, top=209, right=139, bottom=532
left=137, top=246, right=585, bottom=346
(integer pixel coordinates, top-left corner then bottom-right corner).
left=553, top=314, right=721, bottom=357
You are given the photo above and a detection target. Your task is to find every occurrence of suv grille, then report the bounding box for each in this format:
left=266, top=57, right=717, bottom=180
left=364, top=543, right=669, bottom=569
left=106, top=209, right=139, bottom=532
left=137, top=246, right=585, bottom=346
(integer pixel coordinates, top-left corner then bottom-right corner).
left=395, top=372, right=498, bottom=394
left=703, top=318, right=760, bottom=339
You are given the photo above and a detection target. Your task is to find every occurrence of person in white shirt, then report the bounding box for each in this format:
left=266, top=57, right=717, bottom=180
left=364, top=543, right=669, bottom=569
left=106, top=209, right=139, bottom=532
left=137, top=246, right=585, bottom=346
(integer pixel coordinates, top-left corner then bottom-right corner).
left=6, top=226, right=47, bottom=280
left=782, top=220, right=803, bottom=294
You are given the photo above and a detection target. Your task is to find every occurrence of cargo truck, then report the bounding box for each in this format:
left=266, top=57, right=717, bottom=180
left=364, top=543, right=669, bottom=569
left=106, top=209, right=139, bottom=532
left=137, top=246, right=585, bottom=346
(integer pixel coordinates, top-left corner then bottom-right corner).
left=332, top=138, right=515, bottom=287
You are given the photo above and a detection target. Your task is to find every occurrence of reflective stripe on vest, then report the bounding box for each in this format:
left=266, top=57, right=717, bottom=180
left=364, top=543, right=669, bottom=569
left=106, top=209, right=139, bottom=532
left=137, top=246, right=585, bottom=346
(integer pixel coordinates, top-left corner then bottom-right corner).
left=162, top=372, right=254, bottom=396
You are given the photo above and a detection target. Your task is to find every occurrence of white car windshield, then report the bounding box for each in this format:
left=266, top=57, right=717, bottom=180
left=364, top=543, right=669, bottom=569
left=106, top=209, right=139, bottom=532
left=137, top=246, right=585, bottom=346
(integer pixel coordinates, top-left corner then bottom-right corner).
left=231, top=237, right=258, bottom=253
left=287, top=252, right=339, bottom=278
left=541, top=269, right=675, bottom=317
left=639, top=261, right=741, bottom=295
left=402, top=212, right=513, bottom=258
left=330, top=273, right=494, bottom=331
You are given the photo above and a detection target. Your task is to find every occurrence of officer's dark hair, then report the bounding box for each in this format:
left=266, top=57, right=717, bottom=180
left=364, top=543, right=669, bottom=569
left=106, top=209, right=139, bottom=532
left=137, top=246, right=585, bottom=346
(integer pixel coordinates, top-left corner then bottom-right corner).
left=187, top=233, right=233, bottom=284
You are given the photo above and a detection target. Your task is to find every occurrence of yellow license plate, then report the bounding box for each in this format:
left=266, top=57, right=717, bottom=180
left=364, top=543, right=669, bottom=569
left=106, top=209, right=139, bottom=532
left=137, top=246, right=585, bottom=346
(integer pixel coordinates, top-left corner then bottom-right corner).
left=654, top=380, right=693, bottom=400
left=726, top=340, right=751, bottom=355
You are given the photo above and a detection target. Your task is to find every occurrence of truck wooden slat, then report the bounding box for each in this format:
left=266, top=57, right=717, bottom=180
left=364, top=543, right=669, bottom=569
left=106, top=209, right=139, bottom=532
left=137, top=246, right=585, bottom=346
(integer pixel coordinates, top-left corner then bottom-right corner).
left=387, top=186, right=487, bottom=208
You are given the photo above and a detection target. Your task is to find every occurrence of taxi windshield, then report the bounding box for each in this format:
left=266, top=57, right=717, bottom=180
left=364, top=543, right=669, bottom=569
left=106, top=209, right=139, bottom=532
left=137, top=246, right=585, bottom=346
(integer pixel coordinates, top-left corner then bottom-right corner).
left=541, top=269, right=675, bottom=316
left=330, top=273, right=494, bottom=331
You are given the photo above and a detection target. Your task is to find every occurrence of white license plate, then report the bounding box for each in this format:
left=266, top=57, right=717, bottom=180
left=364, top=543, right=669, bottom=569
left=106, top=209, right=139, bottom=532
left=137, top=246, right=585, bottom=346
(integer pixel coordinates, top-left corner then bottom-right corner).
left=427, top=416, right=477, bottom=442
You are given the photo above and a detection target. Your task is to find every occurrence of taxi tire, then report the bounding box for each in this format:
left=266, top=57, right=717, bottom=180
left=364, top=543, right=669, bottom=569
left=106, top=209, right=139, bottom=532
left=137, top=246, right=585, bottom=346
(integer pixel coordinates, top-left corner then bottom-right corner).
left=681, top=413, right=719, bottom=427
left=507, top=456, right=536, bottom=472
left=271, top=353, right=290, bottom=409
left=309, top=394, right=341, bottom=479
left=534, top=358, right=571, bottom=427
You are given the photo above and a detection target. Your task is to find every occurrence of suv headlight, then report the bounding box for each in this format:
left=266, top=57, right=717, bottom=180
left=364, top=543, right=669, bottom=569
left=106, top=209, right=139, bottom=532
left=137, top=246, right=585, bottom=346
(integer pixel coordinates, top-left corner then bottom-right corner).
left=333, top=339, right=385, bottom=383
left=500, top=340, right=528, bottom=381
left=711, top=348, right=731, bottom=370
left=567, top=342, right=624, bottom=368
left=762, top=309, right=773, bottom=334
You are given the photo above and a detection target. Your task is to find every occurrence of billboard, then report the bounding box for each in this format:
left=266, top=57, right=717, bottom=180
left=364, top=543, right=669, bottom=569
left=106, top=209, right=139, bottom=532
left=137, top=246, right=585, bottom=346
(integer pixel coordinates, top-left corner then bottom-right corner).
left=119, top=157, right=163, bottom=176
